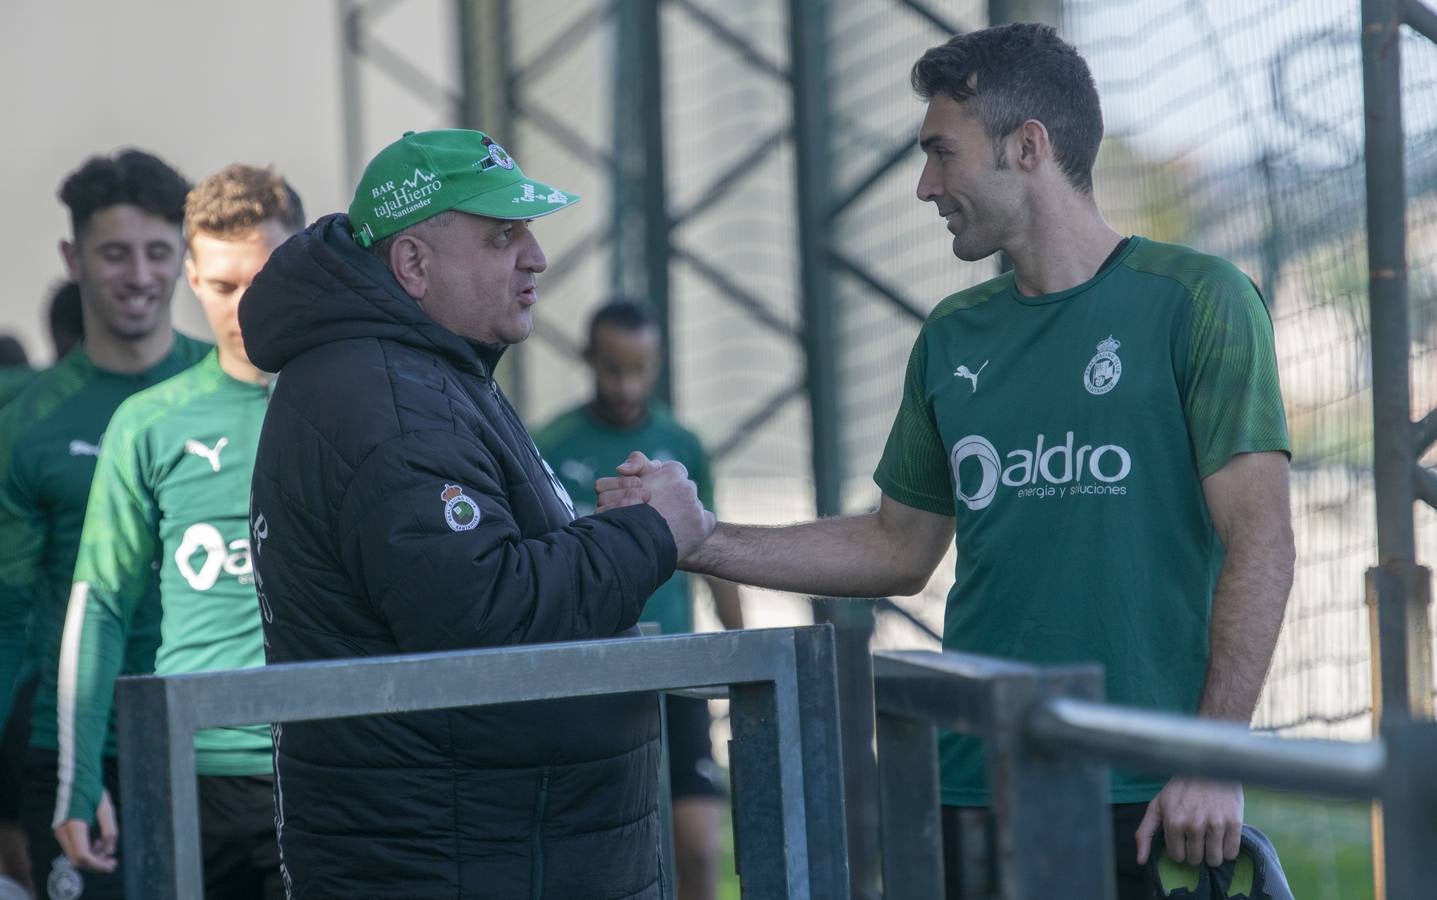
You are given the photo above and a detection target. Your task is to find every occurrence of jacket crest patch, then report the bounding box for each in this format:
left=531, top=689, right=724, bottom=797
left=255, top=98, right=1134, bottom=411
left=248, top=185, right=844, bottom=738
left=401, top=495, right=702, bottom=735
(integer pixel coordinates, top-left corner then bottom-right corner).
left=441, top=483, right=480, bottom=532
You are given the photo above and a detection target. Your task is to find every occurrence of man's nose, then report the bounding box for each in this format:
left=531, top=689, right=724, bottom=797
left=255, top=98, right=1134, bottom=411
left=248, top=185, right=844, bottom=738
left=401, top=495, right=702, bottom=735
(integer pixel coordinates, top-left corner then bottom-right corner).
left=521, top=232, right=548, bottom=273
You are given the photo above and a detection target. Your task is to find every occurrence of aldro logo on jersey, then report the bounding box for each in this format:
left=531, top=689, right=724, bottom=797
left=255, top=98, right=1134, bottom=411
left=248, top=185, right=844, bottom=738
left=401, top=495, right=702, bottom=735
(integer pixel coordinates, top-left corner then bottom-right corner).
left=175, top=523, right=252, bottom=590
left=951, top=432, right=1132, bottom=511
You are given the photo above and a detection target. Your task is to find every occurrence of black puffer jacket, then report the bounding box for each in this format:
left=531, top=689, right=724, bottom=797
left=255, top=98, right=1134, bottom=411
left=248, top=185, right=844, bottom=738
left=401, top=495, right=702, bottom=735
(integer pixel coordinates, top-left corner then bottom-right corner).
left=240, top=214, right=674, bottom=899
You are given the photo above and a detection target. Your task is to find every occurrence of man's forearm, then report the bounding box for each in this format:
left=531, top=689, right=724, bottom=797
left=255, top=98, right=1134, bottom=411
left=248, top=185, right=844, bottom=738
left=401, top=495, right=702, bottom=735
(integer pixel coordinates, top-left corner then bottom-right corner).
left=683, top=513, right=933, bottom=598
left=1198, top=530, right=1294, bottom=722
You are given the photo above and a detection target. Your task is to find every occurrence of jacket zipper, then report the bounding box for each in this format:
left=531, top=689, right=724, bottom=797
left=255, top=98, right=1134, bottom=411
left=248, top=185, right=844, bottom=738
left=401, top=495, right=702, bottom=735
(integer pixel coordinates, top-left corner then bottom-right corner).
left=530, top=768, right=550, bottom=900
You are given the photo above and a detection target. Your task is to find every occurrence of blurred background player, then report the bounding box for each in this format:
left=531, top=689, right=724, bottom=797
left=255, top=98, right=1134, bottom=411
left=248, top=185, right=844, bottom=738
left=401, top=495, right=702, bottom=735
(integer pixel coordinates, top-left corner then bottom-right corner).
left=0, top=149, right=207, bottom=899
left=52, top=164, right=304, bottom=899
left=0, top=338, right=33, bottom=408
left=47, top=282, right=85, bottom=365
left=535, top=297, right=743, bottom=900
left=0, top=281, right=85, bottom=412
left=0, top=280, right=82, bottom=896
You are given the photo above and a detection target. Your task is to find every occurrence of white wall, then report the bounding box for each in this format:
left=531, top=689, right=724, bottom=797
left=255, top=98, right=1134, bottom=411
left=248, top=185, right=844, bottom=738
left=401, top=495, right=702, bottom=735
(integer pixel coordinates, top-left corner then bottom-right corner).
left=0, top=0, right=456, bottom=364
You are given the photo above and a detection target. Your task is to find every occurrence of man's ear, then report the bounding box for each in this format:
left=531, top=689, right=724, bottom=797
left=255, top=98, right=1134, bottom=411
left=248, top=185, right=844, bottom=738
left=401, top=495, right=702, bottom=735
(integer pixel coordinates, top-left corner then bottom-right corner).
left=185, top=255, right=201, bottom=295
left=1016, top=119, right=1052, bottom=173
left=60, top=238, right=80, bottom=281
left=388, top=234, right=429, bottom=300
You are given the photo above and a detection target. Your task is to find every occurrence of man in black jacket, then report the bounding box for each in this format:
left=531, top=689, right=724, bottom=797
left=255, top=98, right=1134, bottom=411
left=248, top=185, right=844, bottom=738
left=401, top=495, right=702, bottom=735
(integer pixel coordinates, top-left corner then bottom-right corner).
left=240, top=129, right=713, bottom=899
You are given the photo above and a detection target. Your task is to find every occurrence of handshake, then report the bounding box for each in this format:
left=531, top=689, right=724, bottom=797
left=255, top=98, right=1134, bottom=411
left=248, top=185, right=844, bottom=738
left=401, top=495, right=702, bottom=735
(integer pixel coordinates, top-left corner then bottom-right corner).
left=595, top=451, right=716, bottom=561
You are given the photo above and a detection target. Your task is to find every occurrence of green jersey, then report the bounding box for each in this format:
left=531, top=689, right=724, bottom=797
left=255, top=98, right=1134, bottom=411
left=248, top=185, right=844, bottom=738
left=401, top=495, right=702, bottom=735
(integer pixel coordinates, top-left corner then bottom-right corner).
left=0, top=366, right=38, bottom=408
left=0, top=333, right=210, bottom=746
left=55, top=350, right=271, bottom=824
left=873, top=238, right=1289, bottom=806
left=535, top=404, right=713, bottom=637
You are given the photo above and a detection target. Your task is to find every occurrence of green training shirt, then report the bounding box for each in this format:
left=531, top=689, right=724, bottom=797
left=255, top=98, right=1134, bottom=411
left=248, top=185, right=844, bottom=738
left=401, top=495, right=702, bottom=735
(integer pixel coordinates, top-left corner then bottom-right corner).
left=873, top=238, right=1289, bottom=806
left=0, top=366, right=38, bottom=408
left=55, top=350, right=271, bottom=824
left=535, top=404, right=714, bottom=637
left=0, top=333, right=210, bottom=748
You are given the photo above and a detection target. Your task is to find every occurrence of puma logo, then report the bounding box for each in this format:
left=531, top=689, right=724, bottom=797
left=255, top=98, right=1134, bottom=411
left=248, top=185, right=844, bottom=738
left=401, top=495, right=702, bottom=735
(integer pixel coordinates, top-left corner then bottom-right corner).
left=184, top=437, right=229, bottom=472
left=954, top=360, right=989, bottom=393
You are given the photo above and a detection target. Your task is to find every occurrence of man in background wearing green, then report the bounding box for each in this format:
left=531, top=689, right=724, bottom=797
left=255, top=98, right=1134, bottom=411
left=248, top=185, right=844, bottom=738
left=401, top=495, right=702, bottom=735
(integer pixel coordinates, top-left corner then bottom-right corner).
left=0, top=149, right=208, bottom=899
left=52, top=164, right=304, bottom=899
left=0, top=281, right=83, bottom=896
left=536, top=298, right=743, bottom=900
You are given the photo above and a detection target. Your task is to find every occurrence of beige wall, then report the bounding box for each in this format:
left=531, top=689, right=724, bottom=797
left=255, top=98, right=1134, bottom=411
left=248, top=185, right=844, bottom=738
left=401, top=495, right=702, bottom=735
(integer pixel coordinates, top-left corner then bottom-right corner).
left=0, top=0, right=457, bottom=364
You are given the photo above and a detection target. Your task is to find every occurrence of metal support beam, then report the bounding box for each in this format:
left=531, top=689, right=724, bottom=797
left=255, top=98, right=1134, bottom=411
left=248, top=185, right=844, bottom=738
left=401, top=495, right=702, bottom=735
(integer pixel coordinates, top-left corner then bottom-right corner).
left=875, top=713, right=943, bottom=898
left=116, top=628, right=848, bottom=898
left=788, top=3, right=879, bottom=896
left=1379, top=720, right=1437, bottom=899
left=872, top=652, right=1112, bottom=899
left=1405, top=0, right=1437, bottom=43
left=1363, top=0, right=1430, bottom=728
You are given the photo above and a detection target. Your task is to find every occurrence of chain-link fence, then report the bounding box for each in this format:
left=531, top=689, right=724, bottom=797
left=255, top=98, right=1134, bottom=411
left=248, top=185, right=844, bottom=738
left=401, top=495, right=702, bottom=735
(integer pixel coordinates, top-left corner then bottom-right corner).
left=423, top=0, right=1437, bottom=740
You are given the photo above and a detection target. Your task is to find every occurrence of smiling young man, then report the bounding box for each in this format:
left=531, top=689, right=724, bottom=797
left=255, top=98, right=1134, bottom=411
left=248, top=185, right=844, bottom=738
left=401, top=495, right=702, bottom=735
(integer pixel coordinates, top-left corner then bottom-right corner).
left=238, top=129, right=712, bottom=898
left=51, top=165, right=304, bottom=899
left=598, top=24, right=1294, bottom=899
left=0, top=149, right=208, bottom=899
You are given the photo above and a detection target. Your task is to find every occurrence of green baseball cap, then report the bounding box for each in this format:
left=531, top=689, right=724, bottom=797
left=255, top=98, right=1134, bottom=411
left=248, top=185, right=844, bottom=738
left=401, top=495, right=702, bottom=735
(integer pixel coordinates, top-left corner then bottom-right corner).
left=348, top=129, right=580, bottom=247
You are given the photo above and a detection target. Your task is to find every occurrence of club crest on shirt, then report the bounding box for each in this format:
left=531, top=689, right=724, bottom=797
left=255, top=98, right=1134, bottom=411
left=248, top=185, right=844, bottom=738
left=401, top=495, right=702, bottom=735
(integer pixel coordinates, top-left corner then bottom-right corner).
left=1083, top=335, right=1122, bottom=396
left=441, top=483, right=481, bottom=532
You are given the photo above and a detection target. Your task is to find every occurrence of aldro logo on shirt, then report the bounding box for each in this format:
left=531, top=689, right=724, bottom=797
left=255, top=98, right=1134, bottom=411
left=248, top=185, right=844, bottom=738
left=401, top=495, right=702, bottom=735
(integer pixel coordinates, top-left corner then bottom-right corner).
left=175, top=523, right=252, bottom=590
left=950, top=432, right=1132, bottom=511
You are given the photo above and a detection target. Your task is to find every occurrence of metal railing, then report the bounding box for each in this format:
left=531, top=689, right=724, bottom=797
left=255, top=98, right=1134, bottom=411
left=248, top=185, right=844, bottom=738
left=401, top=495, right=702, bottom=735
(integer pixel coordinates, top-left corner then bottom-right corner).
left=114, top=626, right=850, bottom=900
left=872, top=650, right=1437, bottom=899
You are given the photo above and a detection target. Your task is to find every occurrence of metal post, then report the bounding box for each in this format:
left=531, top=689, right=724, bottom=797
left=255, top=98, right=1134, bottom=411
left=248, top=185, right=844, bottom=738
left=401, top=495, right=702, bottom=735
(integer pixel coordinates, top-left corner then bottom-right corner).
left=611, top=0, right=673, bottom=406
left=116, top=677, right=202, bottom=900
left=788, top=1, right=880, bottom=895
left=986, top=667, right=1112, bottom=900
left=1378, top=719, right=1437, bottom=899
left=875, top=713, right=944, bottom=897
left=1363, top=0, right=1419, bottom=727
left=456, top=0, right=531, bottom=412
left=640, top=0, right=673, bottom=407
left=729, top=682, right=794, bottom=898
left=792, top=624, right=852, bottom=897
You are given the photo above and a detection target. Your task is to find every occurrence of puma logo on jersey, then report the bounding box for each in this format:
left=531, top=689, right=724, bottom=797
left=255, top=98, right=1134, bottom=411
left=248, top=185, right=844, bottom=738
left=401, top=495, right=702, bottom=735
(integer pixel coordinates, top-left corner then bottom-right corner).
left=68, top=440, right=101, bottom=457
left=953, top=360, right=989, bottom=393
left=184, top=437, right=229, bottom=472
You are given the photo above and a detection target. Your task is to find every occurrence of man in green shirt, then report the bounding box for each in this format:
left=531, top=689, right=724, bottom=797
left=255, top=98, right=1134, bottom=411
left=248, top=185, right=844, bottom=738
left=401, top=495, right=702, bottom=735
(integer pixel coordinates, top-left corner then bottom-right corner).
left=597, top=24, right=1293, bottom=900
left=535, top=298, right=743, bottom=900
left=0, top=337, right=35, bottom=409
left=0, top=281, right=82, bottom=896
left=50, top=164, right=304, bottom=899
left=0, top=149, right=208, bottom=899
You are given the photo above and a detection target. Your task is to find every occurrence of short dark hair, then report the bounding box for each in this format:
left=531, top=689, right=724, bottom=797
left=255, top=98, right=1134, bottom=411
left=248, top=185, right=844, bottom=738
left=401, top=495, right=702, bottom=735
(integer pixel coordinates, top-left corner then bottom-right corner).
left=586, top=297, right=656, bottom=352
left=911, top=23, right=1103, bottom=193
left=364, top=210, right=458, bottom=267
left=58, top=149, right=191, bottom=237
left=48, top=280, right=84, bottom=352
left=0, top=335, right=28, bottom=368
left=185, top=164, right=305, bottom=242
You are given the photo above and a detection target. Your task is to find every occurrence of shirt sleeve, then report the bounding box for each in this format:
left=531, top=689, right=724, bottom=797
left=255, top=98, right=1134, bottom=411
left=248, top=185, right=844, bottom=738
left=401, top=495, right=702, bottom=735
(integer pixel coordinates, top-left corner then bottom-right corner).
left=54, top=420, right=159, bottom=826
left=0, top=420, right=46, bottom=729
left=337, top=430, right=678, bottom=654
left=1181, top=261, right=1291, bottom=478
left=873, top=329, right=955, bottom=515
